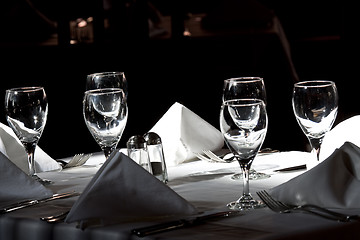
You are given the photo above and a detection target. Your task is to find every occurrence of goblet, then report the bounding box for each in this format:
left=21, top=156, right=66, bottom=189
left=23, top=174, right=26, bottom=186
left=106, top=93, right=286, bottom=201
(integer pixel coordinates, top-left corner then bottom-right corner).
left=223, top=77, right=267, bottom=103
left=220, top=99, right=267, bottom=210
left=86, top=71, right=128, bottom=98
left=83, top=88, right=127, bottom=158
left=292, top=80, right=338, bottom=162
left=223, top=77, right=269, bottom=180
left=5, top=87, right=50, bottom=184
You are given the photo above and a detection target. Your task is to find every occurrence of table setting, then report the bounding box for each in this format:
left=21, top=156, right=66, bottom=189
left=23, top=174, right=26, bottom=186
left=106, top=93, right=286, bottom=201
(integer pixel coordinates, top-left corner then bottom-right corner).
left=1, top=73, right=360, bottom=240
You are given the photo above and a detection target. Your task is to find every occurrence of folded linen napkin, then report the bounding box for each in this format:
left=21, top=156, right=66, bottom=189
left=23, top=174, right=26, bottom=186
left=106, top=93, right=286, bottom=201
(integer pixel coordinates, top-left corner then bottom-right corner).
left=320, top=115, right=360, bottom=161
left=0, top=151, right=53, bottom=207
left=65, top=151, right=197, bottom=226
left=0, top=122, right=60, bottom=173
left=270, top=142, right=360, bottom=209
left=149, top=102, right=224, bottom=166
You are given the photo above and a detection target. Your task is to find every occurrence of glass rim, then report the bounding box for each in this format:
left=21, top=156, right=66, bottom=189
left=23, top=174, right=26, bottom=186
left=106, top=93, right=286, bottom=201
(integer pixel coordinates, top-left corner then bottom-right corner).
left=84, top=87, right=124, bottom=95
left=223, top=98, right=265, bottom=106
left=87, top=71, right=125, bottom=78
left=294, top=80, right=335, bottom=88
left=6, top=86, right=44, bottom=93
left=224, top=77, right=263, bottom=83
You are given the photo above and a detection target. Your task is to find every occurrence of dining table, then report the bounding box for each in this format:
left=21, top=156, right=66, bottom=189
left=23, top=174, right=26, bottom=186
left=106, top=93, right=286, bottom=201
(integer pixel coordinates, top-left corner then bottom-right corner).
left=1, top=149, right=359, bottom=240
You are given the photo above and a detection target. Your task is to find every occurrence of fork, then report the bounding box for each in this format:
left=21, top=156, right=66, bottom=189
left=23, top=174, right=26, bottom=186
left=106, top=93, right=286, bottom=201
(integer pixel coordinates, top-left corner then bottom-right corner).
left=257, top=190, right=359, bottom=222
left=197, top=149, right=280, bottom=163
left=202, top=150, right=230, bottom=163
left=57, top=153, right=92, bottom=169
left=194, top=150, right=229, bottom=163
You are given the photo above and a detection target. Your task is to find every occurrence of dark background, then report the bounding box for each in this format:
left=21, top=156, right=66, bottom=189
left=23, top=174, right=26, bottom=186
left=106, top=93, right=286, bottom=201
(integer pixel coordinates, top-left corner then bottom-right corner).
left=0, top=0, right=350, bottom=159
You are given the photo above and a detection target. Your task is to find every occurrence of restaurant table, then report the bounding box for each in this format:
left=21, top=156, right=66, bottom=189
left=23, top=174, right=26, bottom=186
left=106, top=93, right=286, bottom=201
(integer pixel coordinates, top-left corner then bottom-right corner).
left=1, top=150, right=360, bottom=240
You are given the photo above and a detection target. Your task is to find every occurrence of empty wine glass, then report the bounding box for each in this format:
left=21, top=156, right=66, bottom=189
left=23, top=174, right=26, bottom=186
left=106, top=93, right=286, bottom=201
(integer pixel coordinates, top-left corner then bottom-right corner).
left=223, top=77, right=269, bottom=180
left=292, top=80, right=338, bottom=162
left=220, top=99, right=267, bottom=210
left=86, top=71, right=128, bottom=98
left=223, top=77, right=267, bottom=103
left=5, top=87, right=50, bottom=184
left=83, top=88, right=128, bottom=158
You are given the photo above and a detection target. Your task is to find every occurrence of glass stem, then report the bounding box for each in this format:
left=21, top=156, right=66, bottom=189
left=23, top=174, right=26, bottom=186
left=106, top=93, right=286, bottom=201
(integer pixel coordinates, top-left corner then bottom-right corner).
left=239, top=161, right=251, bottom=198
left=308, top=137, right=323, bottom=161
left=103, top=146, right=115, bottom=159
left=23, top=142, right=37, bottom=177
left=242, top=167, right=250, bottom=197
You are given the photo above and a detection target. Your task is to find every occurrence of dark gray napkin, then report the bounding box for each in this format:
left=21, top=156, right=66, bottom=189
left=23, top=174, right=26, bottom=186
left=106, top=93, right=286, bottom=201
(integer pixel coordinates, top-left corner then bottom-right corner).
left=0, top=152, right=53, bottom=207
left=271, top=142, right=360, bottom=208
left=65, top=152, right=197, bottom=225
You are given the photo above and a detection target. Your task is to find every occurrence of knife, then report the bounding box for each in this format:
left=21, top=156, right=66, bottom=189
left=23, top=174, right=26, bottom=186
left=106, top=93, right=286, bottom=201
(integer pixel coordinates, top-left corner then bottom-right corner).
left=274, top=164, right=307, bottom=172
left=131, top=211, right=242, bottom=237
left=0, top=191, right=80, bottom=214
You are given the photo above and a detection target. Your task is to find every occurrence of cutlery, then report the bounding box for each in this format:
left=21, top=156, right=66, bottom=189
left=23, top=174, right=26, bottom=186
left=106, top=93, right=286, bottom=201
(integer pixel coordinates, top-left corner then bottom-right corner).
left=57, top=153, right=92, bottom=169
left=0, top=191, right=80, bottom=214
left=202, top=150, right=230, bottom=163
left=194, top=152, right=217, bottom=163
left=273, top=164, right=307, bottom=172
left=257, top=190, right=359, bottom=222
left=196, top=149, right=279, bottom=163
left=131, top=210, right=242, bottom=237
left=40, top=210, right=70, bottom=223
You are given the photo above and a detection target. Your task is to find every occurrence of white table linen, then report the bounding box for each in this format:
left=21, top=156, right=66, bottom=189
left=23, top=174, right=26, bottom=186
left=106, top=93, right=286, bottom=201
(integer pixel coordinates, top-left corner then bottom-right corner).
left=149, top=102, right=224, bottom=166
left=65, top=152, right=197, bottom=226
left=2, top=150, right=359, bottom=240
left=0, top=152, right=53, bottom=207
left=271, top=142, right=360, bottom=208
left=0, top=122, right=61, bottom=172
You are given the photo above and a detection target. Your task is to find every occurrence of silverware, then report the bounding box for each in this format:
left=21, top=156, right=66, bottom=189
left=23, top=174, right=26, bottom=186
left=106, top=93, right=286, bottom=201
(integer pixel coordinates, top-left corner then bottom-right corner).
left=274, top=164, right=307, bottom=172
left=131, top=211, right=242, bottom=237
left=257, top=190, right=359, bottom=222
left=40, top=210, right=70, bottom=223
left=202, top=150, right=230, bottom=163
left=57, top=153, right=92, bottom=169
left=0, top=191, right=80, bottom=214
left=195, top=149, right=279, bottom=163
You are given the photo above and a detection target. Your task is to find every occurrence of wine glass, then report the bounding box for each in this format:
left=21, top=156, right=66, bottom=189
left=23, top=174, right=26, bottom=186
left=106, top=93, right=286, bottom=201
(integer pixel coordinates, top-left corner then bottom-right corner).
left=223, top=77, right=269, bottom=180
left=220, top=99, right=267, bottom=210
left=86, top=72, right=128, bottom=98
left=83, top=88, right=128, bottom=158
left=5, top=87, right=50, bottom=184
left=292, top=80, right=338, bottom=162
left=223, top=77, right=267, bottom=103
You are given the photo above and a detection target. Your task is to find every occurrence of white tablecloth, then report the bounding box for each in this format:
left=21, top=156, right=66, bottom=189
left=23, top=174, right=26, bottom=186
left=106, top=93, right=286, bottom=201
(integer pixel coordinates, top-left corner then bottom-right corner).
left=1, top=151, right=359, bottom=240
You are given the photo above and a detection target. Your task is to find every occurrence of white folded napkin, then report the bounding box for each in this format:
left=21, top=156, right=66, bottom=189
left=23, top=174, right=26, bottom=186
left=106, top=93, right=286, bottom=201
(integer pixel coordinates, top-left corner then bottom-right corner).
left=270, top=142, right=360, bottom=209
left=65, top=151, right=197, bottom=226
left=320, top=115, right=360, bottom=161
left=0, top=122, right=60, bottom=173
left=149, top=102, right=224, bottom=166
left=0, top=151, right=53, bottom=207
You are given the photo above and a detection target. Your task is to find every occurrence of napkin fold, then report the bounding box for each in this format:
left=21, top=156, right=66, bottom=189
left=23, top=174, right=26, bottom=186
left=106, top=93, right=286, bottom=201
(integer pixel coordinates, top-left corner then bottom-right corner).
left=320, top=115, right=360, bottom=161
left=65, top=152, right=197, bottom=226
left=0, top=122, right=60, bottom=173
left=0, top=151, right=53, bottom=207
left=270, top=142, right=360, bottom=209
left=149, top=102, right=224, bottom=166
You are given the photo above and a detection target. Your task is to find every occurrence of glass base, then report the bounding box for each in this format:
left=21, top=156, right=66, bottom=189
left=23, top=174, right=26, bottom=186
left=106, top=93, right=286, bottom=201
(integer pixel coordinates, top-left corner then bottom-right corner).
left=231, top=169, right=270, bottom=180
left=32, top=175, right=52, bottom=185
left=227, top=196, right=265, bottom=210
